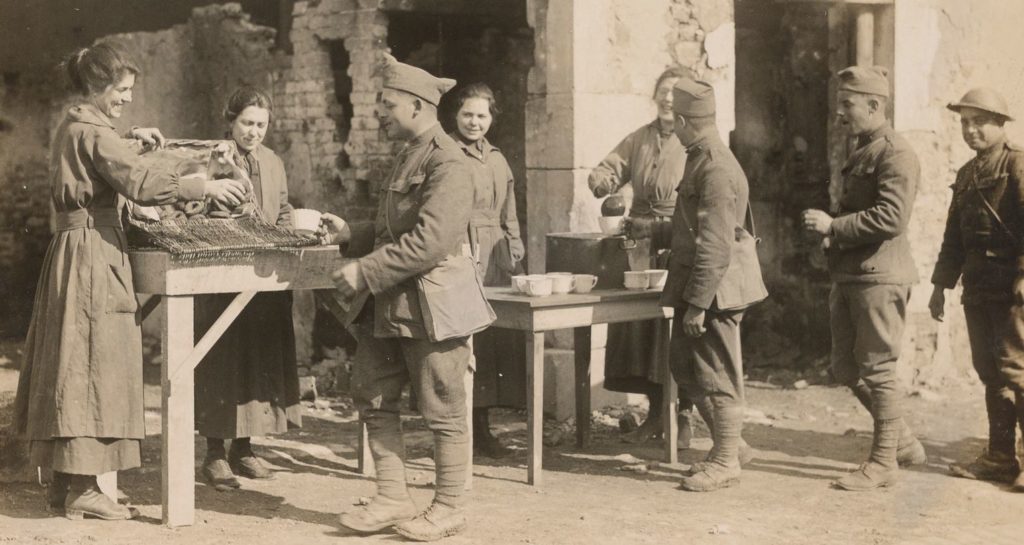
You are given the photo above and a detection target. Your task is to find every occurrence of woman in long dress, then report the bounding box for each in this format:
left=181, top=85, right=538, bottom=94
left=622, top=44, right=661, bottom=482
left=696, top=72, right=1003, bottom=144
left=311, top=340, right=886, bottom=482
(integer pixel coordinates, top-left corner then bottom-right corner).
left=194, top=86, right=302, bottom=488
left=14, top=42, right=245, bottom=520
left=450, top=83, right=526, bottom=458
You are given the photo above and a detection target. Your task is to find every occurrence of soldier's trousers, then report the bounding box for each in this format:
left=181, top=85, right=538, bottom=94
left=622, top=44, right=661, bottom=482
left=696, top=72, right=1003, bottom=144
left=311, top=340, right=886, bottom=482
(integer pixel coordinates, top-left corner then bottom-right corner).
left=669, top=308, right=746, bottom=402
left=829, top=283, right=911, bottom=421
left=350, top=323, right=470, bottom=505
left=963, top=302, right=1024, bottom=391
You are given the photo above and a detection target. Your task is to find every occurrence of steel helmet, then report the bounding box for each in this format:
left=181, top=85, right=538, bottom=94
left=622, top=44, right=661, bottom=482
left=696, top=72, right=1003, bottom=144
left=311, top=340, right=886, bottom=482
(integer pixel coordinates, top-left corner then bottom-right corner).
left=947, top=87, right=1014, bottom=121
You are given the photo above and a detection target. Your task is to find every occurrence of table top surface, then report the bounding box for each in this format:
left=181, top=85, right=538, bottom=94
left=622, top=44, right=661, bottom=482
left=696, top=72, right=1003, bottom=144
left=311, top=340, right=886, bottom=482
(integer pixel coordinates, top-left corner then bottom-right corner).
left=484, top=286, right=665, bottom=308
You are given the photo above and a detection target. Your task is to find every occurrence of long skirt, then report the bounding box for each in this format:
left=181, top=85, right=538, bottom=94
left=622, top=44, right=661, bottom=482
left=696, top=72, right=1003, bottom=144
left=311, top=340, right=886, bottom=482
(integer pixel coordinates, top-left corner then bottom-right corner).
left=194, top=291, right=302, bottom=439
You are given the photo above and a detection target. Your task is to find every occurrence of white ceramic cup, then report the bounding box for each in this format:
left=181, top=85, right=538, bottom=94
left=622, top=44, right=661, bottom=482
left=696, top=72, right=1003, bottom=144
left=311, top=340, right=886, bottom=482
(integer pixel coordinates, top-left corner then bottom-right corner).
left=645, top=269, right=668, bottom=290
left=598, top=216, right=625, bottom=235
left=623, top=271, right=650, bottom=290
left=524, top=275, right=553, bottom=297
left=547, top=272, right=575, bottom=294
left=511, top=274, right=530, bottom=293
left=292, top=208, right=322, bottom=236
left=573, top=274, right=598, bottom=294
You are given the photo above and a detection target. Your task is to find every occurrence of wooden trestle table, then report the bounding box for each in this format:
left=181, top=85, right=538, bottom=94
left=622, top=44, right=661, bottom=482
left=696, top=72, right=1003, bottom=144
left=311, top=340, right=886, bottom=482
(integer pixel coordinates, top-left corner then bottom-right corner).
left=130, top=246, right=348, bottom=527
left=483, top=287, right=679, bottom=487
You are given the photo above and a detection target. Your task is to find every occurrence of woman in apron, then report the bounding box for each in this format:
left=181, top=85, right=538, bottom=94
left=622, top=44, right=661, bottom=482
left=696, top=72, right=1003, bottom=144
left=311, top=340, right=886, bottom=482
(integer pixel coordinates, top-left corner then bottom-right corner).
left=193, top=87, right=303, bottom=489
left=450, top=83, right=526, bottom=458
left=14, top=42, right=245, bottom=519
left=588, top=67, right=694, bottom=445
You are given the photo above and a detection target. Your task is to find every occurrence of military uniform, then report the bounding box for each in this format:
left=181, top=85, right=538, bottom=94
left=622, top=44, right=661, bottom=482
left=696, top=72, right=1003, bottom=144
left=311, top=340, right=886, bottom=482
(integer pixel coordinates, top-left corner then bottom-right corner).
left=650, top=79, right=766, bottom=492
left=336, top=55, right=481, bottom=539
left=822, top=66, right=926, bottom=491
left=935, top=88, right=1024, bottom=485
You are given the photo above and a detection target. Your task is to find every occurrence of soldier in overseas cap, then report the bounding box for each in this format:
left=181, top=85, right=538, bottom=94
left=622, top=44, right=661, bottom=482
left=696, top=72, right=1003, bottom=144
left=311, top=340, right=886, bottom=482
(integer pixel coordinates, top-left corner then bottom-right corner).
left=934, top=87, right=1024, bottom=491
left=320, top=52, right=483, bottom=540
left=802, top=66, right=928, bottom=491
left=637, top=78, right=767, bottom=492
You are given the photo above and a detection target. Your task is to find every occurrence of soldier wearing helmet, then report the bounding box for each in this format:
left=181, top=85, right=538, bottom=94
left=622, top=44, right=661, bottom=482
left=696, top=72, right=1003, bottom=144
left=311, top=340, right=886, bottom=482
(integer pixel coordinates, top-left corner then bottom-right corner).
left=932, top=87, right=1024, bottom=492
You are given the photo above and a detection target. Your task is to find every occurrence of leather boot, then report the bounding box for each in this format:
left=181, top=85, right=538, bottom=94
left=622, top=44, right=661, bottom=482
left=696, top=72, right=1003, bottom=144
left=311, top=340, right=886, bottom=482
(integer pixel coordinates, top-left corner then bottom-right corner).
left=228, top=438, right=274, bottom=480
left=46, top=471, right=70, bottom=514
left=850, top=382, right=926, bottom=466
left=65, top=475, right=135, bottom=520
left=835, top=418, right=900, bottom=491
left=339, top=417, right=416, bottom=533
left=339, top=495, right=419, bottom=533
left=680, top=397, right=742, bottom=492
left=393, top=502, right=468, bottom=542
left=951, top=387, right=1019, bottom=483
left=684, top=396, right=753, bottom=476
left=202, top=457, right=241, bottom=490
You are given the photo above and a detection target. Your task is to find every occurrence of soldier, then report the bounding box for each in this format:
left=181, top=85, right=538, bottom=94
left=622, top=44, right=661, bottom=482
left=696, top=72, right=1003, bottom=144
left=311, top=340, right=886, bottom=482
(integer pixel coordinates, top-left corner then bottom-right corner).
left=320, top=54, right=484, bottom=541
left=633, top=79, right=767, bottom=492
left=801, top=66, right=927, bottom=492
left=932, top=88, right=1024, bottom=491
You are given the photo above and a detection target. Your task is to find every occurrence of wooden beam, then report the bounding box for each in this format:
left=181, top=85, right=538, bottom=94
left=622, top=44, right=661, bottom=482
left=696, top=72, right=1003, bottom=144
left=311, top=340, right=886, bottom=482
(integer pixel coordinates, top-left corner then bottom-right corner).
left=380, top=0, right=525, bottom=23
left=162, top=296, right=195, bottom=527
left=170, top=291, right=257, bottom=384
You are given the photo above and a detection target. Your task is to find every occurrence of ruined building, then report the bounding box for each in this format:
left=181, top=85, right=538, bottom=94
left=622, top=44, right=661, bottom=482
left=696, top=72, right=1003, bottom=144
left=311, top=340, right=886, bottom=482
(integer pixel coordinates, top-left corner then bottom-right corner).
left=1, top=0, right=1020, bottom=415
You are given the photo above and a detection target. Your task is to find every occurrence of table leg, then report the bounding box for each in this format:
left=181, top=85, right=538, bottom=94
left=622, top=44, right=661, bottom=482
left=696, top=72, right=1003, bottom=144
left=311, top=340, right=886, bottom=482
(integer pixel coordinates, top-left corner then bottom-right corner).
left=662, top=318, right=678, bottom=465
left=96, top=472, right=117, bottom=501
left=357, top=420, right=374, bottom=477
left=162, top=296, right=195, bottom=527
left=526, top=331, right=545, bottom=486
left=574, top=327, right=591, bottom=448
left=464, top=361, right=474, bottom=491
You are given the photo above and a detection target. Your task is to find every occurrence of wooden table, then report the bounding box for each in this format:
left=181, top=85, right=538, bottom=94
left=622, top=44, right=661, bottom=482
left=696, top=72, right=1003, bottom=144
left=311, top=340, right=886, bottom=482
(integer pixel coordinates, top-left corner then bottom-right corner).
left=484, top=287, right=678, bottom=486
left=130, top=246, right=348, bottom=527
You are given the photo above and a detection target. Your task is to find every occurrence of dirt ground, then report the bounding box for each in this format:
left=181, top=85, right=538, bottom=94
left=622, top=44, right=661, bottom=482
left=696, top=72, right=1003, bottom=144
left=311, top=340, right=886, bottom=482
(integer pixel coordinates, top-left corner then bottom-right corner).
left=2, top=338, right=1024, bottom=545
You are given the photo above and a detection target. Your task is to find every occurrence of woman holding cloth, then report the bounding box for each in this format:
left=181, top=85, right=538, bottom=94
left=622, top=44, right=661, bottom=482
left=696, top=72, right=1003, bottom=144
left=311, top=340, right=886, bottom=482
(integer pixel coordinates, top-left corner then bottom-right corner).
left=14, top=42, right=245, bottom=520
left=194, top=86, right=302, bottom=489
left=449, top=83, right=526, bottom=458
left=588, top=67, right=695, bottom=445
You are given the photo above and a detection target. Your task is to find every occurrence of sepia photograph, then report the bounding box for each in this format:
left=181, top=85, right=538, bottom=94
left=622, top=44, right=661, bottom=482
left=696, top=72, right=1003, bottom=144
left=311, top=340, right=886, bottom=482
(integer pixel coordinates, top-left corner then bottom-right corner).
left=1, top=0, right=1022, bottom=543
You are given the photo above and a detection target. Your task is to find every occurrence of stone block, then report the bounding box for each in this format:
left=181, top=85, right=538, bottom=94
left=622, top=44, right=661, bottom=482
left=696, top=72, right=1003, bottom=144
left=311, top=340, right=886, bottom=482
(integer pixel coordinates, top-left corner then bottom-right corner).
left=526, top=168, right=575, bottom=274
left=525, top=94, right=574, bottom=170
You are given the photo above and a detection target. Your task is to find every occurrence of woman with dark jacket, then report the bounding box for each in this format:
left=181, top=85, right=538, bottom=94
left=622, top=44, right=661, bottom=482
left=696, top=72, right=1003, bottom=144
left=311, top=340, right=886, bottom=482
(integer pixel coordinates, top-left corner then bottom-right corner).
left=194, top=87, right=302, bottom=488
left=14, top=42, right=244, bottom=520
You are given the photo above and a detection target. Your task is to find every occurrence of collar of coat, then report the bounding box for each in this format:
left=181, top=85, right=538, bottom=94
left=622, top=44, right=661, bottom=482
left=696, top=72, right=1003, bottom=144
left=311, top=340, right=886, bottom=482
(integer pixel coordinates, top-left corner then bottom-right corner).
left=68, top=103, right=116, bottom=130
left=451, top=132, right=498, bottom=161
left=855, top=123, right=893, bottom=148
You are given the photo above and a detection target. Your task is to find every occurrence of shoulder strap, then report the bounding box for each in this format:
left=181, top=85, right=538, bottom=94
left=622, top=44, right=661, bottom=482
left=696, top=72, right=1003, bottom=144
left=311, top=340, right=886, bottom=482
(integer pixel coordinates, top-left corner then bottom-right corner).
left=969, top=158, right=1021, bottom=249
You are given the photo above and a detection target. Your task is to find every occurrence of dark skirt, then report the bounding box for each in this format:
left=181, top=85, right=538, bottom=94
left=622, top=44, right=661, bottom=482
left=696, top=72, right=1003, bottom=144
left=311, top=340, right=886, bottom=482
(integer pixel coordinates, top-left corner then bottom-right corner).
left=472, top=327, right=527, bottom=409
left=194, top=291, right=302, bottom=439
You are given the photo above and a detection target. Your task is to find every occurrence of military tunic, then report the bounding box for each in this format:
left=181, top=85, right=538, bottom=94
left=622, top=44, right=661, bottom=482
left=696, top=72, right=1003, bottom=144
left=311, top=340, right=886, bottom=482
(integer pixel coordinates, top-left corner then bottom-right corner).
left=342, top=123, right=476, bottom=432
left=932, top=140, right=1024, bottom=390
left=651, top=133, right=766, bottom=401
left=589, top=121, right=687, bottom=393
left=452, top=134, right=527, bottom=409
left=826, top=124, right=920, bottom=421
left=14, top=104, right=206, bottom=474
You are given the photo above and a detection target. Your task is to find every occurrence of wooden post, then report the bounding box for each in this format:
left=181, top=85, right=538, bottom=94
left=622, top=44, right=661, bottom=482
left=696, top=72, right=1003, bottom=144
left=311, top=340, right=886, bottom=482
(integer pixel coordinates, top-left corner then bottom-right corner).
left=162, top=296, right=195, bottom=527
left=661, top=318, right=678, bottom=465
left=526, top=332, right=545, bottom=486
left=855, top=7, right=875, bottom=66
left=573, top=327, right=592, bottom=448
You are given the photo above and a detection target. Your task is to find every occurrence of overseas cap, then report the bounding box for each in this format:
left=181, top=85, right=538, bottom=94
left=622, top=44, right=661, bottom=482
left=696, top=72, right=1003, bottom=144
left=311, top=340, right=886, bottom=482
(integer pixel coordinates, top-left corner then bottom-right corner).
left=672, top=79, right=716, bottom=117
left=948, top=87, right=1014, bottom=121
left=837, top=65, right=890, bottom=98
left=380, top=53, right=456, bottom=106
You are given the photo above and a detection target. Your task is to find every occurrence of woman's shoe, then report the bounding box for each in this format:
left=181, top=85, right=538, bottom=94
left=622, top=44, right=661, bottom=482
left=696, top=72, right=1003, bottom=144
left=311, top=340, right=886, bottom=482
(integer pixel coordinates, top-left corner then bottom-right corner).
left=64, top=475, right=136, bottom=520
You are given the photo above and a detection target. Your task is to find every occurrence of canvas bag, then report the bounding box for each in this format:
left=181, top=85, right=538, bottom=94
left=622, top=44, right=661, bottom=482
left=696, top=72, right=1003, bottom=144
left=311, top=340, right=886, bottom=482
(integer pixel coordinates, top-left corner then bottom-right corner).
left=679, top=203, right=768, bottom=311
left=384, top=183, right=496, bottom=342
